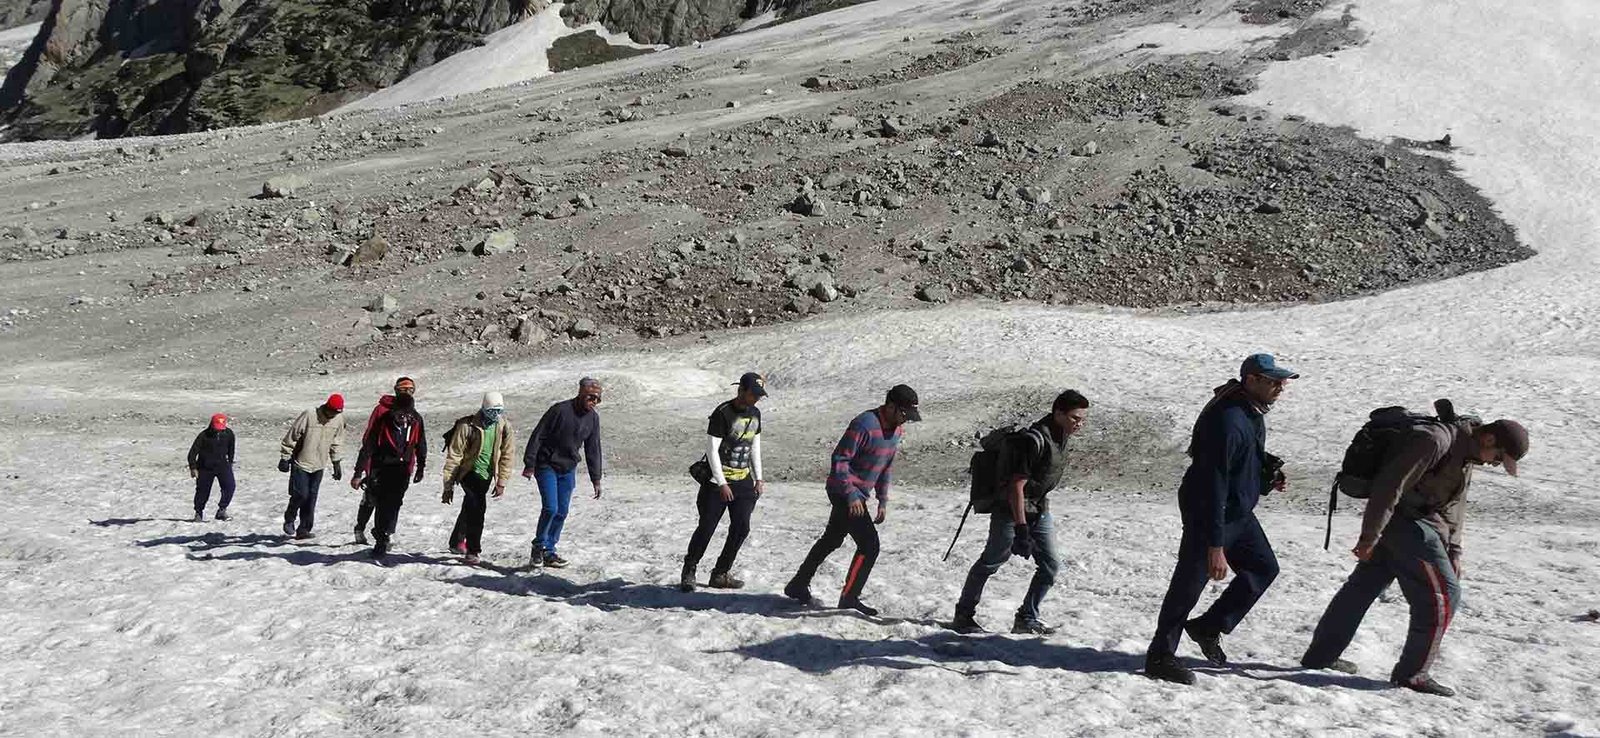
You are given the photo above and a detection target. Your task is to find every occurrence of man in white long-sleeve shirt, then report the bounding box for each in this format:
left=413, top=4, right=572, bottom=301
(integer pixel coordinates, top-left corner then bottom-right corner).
left=680, top=373, right=767, bottom=592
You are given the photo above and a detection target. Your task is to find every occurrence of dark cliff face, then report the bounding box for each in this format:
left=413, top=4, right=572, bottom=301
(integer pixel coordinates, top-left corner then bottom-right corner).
left=0, top=0, right=540, bottom=140
left=0, top=0, right=50, bottom=28
left=559, top=0, right=871, bottom=46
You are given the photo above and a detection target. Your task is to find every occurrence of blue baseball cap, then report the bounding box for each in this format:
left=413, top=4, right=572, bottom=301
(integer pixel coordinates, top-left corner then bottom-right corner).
left=1241, top=353, right=1299, bottom=380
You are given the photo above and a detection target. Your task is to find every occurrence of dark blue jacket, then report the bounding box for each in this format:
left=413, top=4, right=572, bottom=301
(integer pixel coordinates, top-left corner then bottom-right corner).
left=1178, top=384, right=1267, bottom=546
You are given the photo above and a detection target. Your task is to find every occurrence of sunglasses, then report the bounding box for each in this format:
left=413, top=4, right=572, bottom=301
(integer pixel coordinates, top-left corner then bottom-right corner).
left=582, top=393, right=603, bottom=404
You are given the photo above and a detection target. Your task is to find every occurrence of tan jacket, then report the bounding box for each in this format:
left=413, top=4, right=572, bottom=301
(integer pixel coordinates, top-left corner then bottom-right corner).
left=279, top=406, right=346, bottom=473
left=1359, top=422, right=1475, bottom=555
left=441, top=414, right=516, bottom=485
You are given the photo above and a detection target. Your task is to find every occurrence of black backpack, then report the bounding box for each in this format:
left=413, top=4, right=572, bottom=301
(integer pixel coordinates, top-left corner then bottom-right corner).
left=967, top=425, right=1049, bottom=514
left=1323, top=399, right=1477, bottom=548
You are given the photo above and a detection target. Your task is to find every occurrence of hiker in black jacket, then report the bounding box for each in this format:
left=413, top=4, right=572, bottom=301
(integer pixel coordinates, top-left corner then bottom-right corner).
left=187, top=413, right=236, bottom=522
left=950, top=391, right=1089, bottom=635
left=350, top=393, right=427, bottom=560
left=1144, top=354, right=1296, bottom=686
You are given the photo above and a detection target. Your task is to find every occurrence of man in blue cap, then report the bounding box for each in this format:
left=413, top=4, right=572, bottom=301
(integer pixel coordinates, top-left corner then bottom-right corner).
left=1144, top=353, right=1297, bottom=685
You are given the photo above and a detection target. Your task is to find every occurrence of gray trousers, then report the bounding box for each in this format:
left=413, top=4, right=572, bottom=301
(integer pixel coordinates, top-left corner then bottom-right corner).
left=955, top=510, right=1060, bottom=623
left=1303, top=518, right=1461, bottom=682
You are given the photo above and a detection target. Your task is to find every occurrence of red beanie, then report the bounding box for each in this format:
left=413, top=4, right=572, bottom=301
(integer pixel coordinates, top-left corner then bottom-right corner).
left=326, top=393, right=345, bottom=412
left=210, top=413, right=227, bottom=430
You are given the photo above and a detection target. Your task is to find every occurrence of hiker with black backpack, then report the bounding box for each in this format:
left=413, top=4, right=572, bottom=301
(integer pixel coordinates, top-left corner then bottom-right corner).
left=441, top=392, right=516, bottom=565
left=679, top=373, right=767, bottom=593
left=1301, top=405, right=1528, bottom=697
left=948, top=391, right=1090, bottom=635
left=350, top=376, right=417, bottom=545
left=349, top=390, right=427, bottom=560
left=1144, top=354, right=1295, bottom=685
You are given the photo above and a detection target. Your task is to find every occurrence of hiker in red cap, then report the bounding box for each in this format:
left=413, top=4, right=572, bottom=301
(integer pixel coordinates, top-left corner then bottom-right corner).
left=277, top=394, right=347, bottom=540
left=186, top=413, right=236, bottom=522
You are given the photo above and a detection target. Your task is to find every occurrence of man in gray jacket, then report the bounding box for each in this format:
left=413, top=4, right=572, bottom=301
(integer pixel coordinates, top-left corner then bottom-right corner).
left=1301, top=417, right=1528, bottom=697
left=278, top=394, right=347, bottom=540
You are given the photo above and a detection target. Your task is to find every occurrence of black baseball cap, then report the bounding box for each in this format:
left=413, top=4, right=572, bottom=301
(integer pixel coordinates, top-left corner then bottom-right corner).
left=736, top=372, right=768, bottom=397
left=1483, top=419, right=1528, bottom=476
left=886, top=384, right=922, bottom=422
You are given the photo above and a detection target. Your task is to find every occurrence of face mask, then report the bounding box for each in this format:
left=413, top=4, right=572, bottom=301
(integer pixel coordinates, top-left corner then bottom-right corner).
left=392, top=394, right=415, bottom=411
left=481, top=408, right=503, bottom=426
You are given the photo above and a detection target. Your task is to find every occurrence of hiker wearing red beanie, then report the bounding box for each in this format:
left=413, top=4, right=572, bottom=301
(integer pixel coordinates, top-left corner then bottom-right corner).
left=187, top=413, right=237, bottom=522
left=277, top=394, right=347, bottom=539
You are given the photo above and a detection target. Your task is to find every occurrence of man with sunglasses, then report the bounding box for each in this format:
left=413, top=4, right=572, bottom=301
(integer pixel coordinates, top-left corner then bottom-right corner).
left=351, top=377, right=418, bottom=545
left=1301, top=417, right=1528, bottom=697
left=1145, top=354, right=1295, bottom=685
left=521, top=377, right=605, bottom=569
left=785, top=384, right=921, bottom=617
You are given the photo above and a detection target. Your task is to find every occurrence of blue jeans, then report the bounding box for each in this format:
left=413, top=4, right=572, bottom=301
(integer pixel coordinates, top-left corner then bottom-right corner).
left=533, top=466, right=577, bottom=555
left=956, top=510, right=1060, bottom=622
left=284, top=466, right=323, bottom=534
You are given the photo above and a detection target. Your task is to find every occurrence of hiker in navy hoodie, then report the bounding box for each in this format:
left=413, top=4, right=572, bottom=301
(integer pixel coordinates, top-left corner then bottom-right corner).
left=351, top=377, right=416, bottom=544
left=350, top=391, right=427, bottom=560
left=785, top=384, right=921, bottom=617
left=1144, top=354, right=1296, bottom=685
left=187, top=413, right=236, bottom=522
left=521, top=377, right=605, bottom=570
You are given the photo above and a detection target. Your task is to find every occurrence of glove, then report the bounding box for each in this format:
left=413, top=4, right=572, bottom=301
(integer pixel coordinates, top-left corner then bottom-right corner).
left=413, top=466, right=425, bottom=484
left=442, top=482, right=454, bottom=504
left=278, top=459, right=292, bottom=473
left=331, top=461, right=343, bottom=481
left=1011, top=524, right=1033, bottom=559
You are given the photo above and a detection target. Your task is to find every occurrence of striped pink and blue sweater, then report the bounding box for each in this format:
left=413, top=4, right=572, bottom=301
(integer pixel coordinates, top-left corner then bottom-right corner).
left=826, top=409, right=903, bottom=503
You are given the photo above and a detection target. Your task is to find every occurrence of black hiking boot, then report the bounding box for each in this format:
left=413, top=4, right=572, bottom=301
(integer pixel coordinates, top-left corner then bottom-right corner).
left=214, top=509, right=229, bottom=521
left=193, top=511, right=205, bottom=523
left=678, top=569, right=696, bottom=593
left=1394, top=674, right=1455, bottom=697
left=708, top=571, right=744, bottom=589
left=1301, top=657, right=1359, bottom=675
left=1185, top=620, right=1227, bottom=666
left=1144, top=653, right=1196, bottom=685
left=527, top=544, right=545, bottom=570
left=294, top=531, right=315, bottom=541
left=1012, top=617, right=1058, bottom=636
left=543, top=552, right=569, bottom=569
left=282, top=520, right=295, bottom=538
left=371, top=541, right=388, bottom=560
left=354, top=529, right=368, bottom=545
left=948, top=611, right=986, bottom=635
left=839, top=598, right=879, bottom=617
left=783, top=580, right=814, bottom=605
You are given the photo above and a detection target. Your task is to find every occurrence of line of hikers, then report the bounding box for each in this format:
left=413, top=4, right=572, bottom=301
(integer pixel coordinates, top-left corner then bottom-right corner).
left=184, top=353, right=1528, bottom=698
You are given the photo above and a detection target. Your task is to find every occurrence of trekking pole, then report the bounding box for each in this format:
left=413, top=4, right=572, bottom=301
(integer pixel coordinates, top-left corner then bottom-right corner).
left=942, top=502, right=972, bottom=562
left=1323, top=479, right=1338, bottom=551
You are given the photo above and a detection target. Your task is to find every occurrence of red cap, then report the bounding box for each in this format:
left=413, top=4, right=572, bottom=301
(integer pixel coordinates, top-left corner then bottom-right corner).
left=326, top=393, right=345, bottom=412
left=210, top=413, right=227, bottom=430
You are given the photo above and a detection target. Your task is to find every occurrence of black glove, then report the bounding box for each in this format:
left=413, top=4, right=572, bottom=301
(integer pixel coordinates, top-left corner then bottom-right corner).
left=1011, top=523, right=1033, bottom=559
left=412, top=466, right=425, bottom=484
left=332, top=460, right=343, bottom=481
left=278, top=459, right=292, bottom=473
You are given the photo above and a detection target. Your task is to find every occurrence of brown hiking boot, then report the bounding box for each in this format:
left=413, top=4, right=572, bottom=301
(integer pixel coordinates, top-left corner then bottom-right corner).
left=708, top=571, right=744, bottom=589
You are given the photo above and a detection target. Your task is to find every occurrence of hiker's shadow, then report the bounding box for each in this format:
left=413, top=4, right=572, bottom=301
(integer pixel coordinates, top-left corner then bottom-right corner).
left=454, top=573, right=802, bottom=616
left=138, top=532, right=293, bottom=552
left=92, top=517, right=191, bottom=527
left=1207, top=660, right=1391, bottom=690
left=138, top=532, right=455, bottom=568
left=721, top=631, right=1142, bottom=676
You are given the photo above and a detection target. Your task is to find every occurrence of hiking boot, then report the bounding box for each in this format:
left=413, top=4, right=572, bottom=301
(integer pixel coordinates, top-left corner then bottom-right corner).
left=543, top=552, right=569, bottom=569
left=463, top=553, right=480, bottom=565
left=294, top=531, right=315, bottom=541
left=1144, top=653, right=1196, bottom=685
left=679, top=570, right=696, bottom=593
left=193, top=511, right=205, bottom=523
left=282, top=521, right=295, bottom=537
left=527, top=545, right=546, bottom=570
left=354, top=529, right=368, bottom=545
left=371, top=541, right=388, bottom=559
left=1394, top=674, right=1455, bottom=697
left=452, top=540, right=468, bottom=555
left=1301, top=658, right=1359, bottom=675
left=948, top=612, right=986, bottom=635
left=839, top=598, right=879, bottom=617
left=1012, top=617, right=1058, bottom=636
left=214, top=509, right=229, bottom=521
left=783, top=581, right=814, bottom=605
left=708, top=571, right=744, bottom=589
left=1185, top=620, right=1227, bottom=666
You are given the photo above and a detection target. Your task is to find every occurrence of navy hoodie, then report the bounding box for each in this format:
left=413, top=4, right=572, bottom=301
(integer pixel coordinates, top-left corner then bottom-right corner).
left=1178, top=382, right=1268, bottom=546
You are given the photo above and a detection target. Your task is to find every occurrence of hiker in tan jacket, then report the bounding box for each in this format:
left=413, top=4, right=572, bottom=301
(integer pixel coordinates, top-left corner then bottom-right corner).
left=277, top=394, right=347, bottom=539
left=441, top=392, right=516, bottom=564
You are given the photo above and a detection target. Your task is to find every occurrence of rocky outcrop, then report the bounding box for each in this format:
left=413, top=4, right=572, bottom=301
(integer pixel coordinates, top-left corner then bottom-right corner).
left=1, top=0, right=545, bottom=140
left=561, top=0, right=873, bottom=46
left=0, top=0, right=49, bottom=29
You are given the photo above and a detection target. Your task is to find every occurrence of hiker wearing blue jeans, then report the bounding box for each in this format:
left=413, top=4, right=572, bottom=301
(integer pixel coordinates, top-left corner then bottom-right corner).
left=522, top=378, right=605, bottom=569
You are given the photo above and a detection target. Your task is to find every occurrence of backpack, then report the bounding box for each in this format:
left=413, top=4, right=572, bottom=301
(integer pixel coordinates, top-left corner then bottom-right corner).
left=1323, top=399, right=1477, bottom=548
left=967, top=425, right=1050, bottom=514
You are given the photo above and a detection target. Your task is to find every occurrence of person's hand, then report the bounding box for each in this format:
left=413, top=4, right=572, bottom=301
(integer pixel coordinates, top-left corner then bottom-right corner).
left=278, top=459, right=292, bottom=473
left=331, top=461, right=343, bottom=481
left=189, top=468, right=198, bottom=479
left=1272, top=470, right=1288, bottom=493
left=441, top=483, right=454, bottom=504
left=492, top=483, right=505, bottom=499
left=349, top=475, right=362, bottom=490
left=412, top=467, right=424, bottom=484
left=874, top=500, right=888, bottom=524
left=1450, top=553, right=1463, bottom=579
left=1011, top=524, right=1033, bottom=559
left=593, top=481, right=603, bottom=500
left=1352, top=540, right=1376, bottom=561
left=755, top=480, right=766, bottom=497
left=1207, top=546, right=1229, bottom=581
left=720, top=484, right=734, bottom=502
left=521, top=468, right=535, bottom=480
left=848, top=498, right=867, bottom=518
